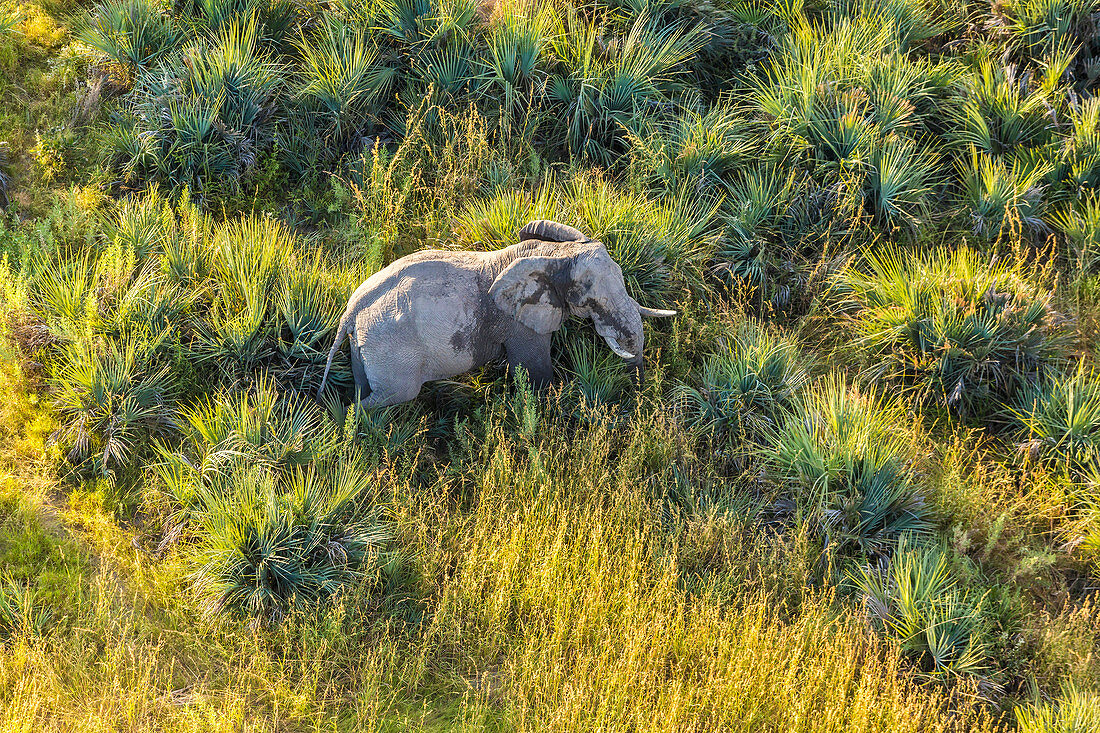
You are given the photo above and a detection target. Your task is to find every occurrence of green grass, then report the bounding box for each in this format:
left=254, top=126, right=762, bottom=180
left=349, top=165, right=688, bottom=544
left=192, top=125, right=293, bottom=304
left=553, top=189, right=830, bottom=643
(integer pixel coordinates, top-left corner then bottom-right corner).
left=3, top=0, right=1100, bottom=727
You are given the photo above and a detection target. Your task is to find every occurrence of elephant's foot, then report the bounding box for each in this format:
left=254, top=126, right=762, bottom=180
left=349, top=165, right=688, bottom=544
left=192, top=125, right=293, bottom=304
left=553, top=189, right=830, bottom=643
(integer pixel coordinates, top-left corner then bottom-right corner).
left=355, top=382, right=423, bottom=408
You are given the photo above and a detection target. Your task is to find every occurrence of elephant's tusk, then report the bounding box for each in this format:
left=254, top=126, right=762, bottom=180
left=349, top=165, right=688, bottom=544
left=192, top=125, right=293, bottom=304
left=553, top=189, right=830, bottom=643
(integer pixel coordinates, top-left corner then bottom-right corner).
left=637, top=305, right=677, bottom=318
left=605, top=338, right=636, bottom=361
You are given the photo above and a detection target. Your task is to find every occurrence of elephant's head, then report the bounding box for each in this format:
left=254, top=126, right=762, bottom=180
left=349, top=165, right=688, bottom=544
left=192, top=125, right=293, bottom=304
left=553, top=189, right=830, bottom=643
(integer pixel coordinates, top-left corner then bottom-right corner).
left=489, top=221, right=676, bottom=371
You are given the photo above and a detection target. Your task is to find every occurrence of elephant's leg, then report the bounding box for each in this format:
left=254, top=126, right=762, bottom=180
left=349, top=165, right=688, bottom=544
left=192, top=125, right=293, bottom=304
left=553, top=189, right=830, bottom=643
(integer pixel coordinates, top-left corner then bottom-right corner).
left=349, top=335, right=369, bottom=394
left=504, top=332, right=553, bottom=387
left=355, top=378, right=423, bottom=408
left=356, top=347, right=424, bottom=407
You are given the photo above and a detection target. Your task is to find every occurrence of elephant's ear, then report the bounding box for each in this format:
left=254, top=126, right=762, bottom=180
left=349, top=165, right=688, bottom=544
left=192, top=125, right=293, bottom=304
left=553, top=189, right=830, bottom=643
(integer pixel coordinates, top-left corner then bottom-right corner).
left=489, top=256, right=565, bottom=334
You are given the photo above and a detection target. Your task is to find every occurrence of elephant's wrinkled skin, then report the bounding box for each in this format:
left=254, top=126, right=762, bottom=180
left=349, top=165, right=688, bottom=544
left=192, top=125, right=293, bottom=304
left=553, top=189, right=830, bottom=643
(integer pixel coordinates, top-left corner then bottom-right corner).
left=317, top=220, right=676, bottom=406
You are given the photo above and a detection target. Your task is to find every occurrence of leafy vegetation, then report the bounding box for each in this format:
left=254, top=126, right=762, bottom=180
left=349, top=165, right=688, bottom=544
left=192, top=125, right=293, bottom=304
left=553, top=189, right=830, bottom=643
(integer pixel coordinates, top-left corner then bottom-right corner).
left=1, top=0, right=1100, bottom=727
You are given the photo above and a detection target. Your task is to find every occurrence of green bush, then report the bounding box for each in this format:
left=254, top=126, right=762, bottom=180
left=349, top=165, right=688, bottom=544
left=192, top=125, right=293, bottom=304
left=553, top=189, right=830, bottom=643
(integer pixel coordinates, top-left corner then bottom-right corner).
left=74, top=0, right=182, bottom=75
left=190, top=461, right=390, bottom=625
left=294, top=16, right=396, bottom=154
left=1012, top=366, right=1100, bottom=475
left=764, top=375, right=933, bottom=555
left=836, top=245, right=1061, bottom=418
left=717, top=164, right=831, bottom=303
left=674, top=321, right=809, bottom=440
left=849, top=539, right=990, bottom=681
left=53, top=337, right=177, bottom=481
left=1015, top=685, right=1100, bottom=732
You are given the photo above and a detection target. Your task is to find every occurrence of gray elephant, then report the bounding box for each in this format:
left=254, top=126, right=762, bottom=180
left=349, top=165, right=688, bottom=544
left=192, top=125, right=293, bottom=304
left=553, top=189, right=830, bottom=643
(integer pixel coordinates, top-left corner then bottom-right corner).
left=317, top=220, right=676, bottom=407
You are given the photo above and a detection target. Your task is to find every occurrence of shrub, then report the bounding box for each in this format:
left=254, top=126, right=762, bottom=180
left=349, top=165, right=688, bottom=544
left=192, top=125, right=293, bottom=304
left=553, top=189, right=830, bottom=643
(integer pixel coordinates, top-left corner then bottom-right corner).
left=190, top=461, right=390, bottom=625
left=850, top=539, right=990, bottom=681
left=1050, top=191, right=1100, bottom=273
left=958, top=148, right=1050, bottom=239
left=194, top=216, right=290, bottom=380
left=293, top=16, right=397, bottom=154
left=74, top=0, right=182, bottom=75
left=1015, top=685, right=1100, bottom=732
left=764, top=375, right=933, bottom=555
left=836, top=245, right=1061, bottom=418
left=276, top=250, right=355, bottom=394
left=674, top=321, right=809, bottom=440
left=544, top=11, right=707, bottom=164
left=155, top=377, right=338, bottom=543
left=1012, top=366, right=1100, bottom=475
left=53, top=336, right=177, bottom=480
left=174, top=376, right=333, bottom=475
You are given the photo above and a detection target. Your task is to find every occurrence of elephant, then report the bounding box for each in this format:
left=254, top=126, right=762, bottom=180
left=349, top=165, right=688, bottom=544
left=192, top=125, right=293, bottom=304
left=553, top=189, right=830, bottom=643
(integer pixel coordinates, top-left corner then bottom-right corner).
left=317, top=220, right=677, bottom=407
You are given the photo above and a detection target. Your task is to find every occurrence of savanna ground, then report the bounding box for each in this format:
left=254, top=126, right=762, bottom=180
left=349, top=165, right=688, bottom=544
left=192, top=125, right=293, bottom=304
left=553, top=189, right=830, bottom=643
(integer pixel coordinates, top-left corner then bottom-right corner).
left=2, top=0, right=1100, bottom=729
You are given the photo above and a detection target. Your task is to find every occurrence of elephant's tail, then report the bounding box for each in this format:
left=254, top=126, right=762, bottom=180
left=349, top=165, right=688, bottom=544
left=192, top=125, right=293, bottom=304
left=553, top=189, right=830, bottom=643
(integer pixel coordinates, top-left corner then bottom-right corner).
left=318, top=311, right=352, bottom=398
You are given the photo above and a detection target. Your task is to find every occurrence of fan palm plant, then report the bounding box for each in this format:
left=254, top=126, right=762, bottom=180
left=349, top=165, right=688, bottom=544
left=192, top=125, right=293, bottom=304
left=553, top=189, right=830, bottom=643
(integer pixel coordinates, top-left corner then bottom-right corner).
left=1011, top=366, right=1100, bottom=475
left=849, top=539, right=990, bottom=681
left=190, top=461, right=390, bottom=625
left=949, top=60, right=1054, bottom=157
left=958, top=147, right=1050, bottom=239
left=836, top=245, right=1061, bottom=418
left=53, top=336, right=177, bottom=480
left=294, top=16, right=397, bottom=153
left=74, top=0, right=183, bottom=75
left=187, top=0, right=297, bottom=52
left=627, top=102, right=758, bottom=190
left=115, top=16, right=283, bottom=194
left=545, top=11, right=707, bottom=164
left=674, top=321, right=809, bottom=440
left=484, top=4, right=555, bottom=126
left=1050, top=191, right=1100, bottom=273
left=998, top=0, right=1100, bottom=58
left=764, top=375, right=933, bottom=555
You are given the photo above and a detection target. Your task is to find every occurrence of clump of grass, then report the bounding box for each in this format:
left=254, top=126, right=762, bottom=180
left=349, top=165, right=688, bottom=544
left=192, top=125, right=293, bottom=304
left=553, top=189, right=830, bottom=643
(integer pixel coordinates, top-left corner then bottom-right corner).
left=674, top=320, right=809, bottom=440
left=108, top=15, right=281, bottom=195
left=0, top=576, right=54, bottom=638
left=1014, top=684, right=1100, bottom=732
left=74, top=0, right=182, bottom=76
left=53, top=337, right=177, bottom=481
left=836, top=245, right=1061, bottom=419
left=849, top=539, right=991, bottom=682
left=560, top=328, right=633, bottom=409
left=190, top=461, right=390, bottom=625
left=1012, top=366, right=1100, bottom=476
left=764, top=375, right=933, bottom=556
